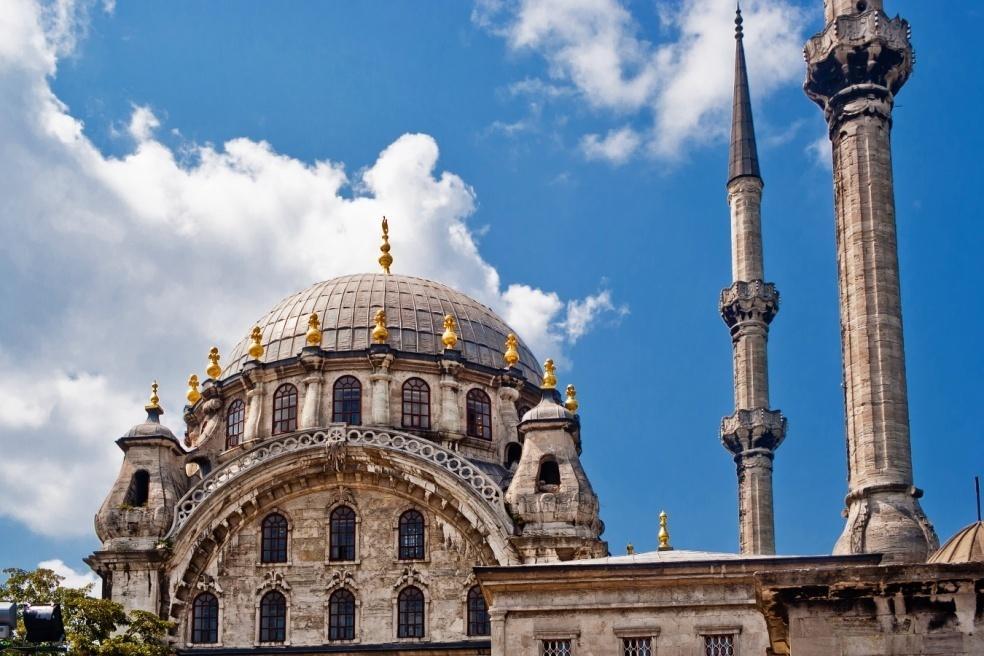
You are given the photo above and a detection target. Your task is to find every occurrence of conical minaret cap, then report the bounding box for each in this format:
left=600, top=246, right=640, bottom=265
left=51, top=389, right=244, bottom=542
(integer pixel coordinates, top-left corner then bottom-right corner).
left=728, top=5, right=761, bottom=185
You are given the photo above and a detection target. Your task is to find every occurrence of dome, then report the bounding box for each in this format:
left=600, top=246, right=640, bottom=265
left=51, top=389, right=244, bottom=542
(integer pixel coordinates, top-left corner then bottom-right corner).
left=120, top=408, right=177, bottom=442
left=927, top=521, right=984, bottom=564
left=224, top=273, right=541, bottom=383
left=521, top=390, right=573, bottom=423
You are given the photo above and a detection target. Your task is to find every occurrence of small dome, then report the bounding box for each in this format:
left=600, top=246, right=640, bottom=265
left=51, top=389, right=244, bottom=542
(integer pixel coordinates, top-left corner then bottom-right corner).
left=121, top=409, right=177, bottom=441
left=927, top=521, right=984, bottom=564
left=521, top=390, right=573, bottom=423
left=224, top=273, right=540, bottom=382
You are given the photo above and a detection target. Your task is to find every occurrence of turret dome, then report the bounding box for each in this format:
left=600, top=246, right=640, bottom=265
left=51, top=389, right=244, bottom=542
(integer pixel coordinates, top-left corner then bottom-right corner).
left=927, top=521, right=984, bottom=564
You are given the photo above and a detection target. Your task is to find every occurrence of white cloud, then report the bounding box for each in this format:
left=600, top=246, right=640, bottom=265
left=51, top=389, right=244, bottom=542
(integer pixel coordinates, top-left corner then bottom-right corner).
left=0, top=0, right=624, bottom=538
left=37, top=559, right=100, bottom=593
left=580, top=126, right=640, bottom=164
left=806, top=132, right=832, bottom=169
left=475, top=0, right=807, bottom=160
left=562, top=289, right=628, bottom=342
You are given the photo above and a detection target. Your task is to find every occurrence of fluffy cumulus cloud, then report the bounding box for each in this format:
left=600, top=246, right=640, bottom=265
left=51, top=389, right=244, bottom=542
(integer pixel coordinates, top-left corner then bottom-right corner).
left=0, top=0, right=622, bottom=538
left=475, top=0, right=807, bottom=160
left=37, top=559, right=101, bottom=592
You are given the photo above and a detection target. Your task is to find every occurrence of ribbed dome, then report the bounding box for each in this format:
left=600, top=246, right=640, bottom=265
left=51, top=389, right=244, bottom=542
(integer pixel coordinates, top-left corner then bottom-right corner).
left=927, top=521, right=984, bottom=564
left=224, top=273, right=541, bottom=382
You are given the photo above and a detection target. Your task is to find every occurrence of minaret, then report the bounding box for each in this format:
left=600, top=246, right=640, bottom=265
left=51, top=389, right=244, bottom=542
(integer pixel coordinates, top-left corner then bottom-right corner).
left=805, top=0, right=938, bottom=562
left=719, top=6, right=786, bottom=556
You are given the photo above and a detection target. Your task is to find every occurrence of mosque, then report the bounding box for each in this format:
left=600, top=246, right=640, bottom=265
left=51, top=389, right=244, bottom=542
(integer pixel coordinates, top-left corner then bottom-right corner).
left=85, top=1, right=984, bottom=654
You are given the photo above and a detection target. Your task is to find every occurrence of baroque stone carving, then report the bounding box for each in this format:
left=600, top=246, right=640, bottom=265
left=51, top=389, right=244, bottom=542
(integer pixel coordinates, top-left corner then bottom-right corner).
left=392, top=565, right=426, bottom=590
left=256, top=570, right=290, bottom=594
left=721, top=408, right=787, bottom=453
left=719, top=280, right=779, bottom=329
left=326, top=569, right=356, bottom=592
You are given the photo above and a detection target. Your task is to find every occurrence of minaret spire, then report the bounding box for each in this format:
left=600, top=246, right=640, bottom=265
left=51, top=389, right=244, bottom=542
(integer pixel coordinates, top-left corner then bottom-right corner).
left=719, top=5, right=785, bottom=556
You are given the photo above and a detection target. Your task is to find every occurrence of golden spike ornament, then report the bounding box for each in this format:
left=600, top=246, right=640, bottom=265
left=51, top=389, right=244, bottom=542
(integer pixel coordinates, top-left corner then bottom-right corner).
left=145, top=380, right=162, bottom=412
left=372, top=309, right=389, bottom=344
left=503, top=333, right=520, bottom=368
left=378, top=216, right=393, bottom=274
left=186, top=374, right=202, bottom=405
left=626, top=543, right=635, bottom=555
left=542, top=358, right=557, bottom=389
left=306, top=313, right=322, bottom=347
left=248, top=326, right=264, bottom=360
left=564, top=384, right=579, bottom=413
left=206, top=346, right=222, bottom=380
left=441, top=314, right=458, bottom=350
left=658, top=510, right=673, bottom=551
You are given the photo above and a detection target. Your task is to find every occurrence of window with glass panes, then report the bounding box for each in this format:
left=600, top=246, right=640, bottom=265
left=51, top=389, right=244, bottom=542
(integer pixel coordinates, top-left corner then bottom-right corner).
left=401, top=378, right=430, bottom=430
left=332, top=376, right=361, bottom=424
left=260, top=513, right=288, bottom=563
left=466, top=388, right=492, bottom=439
left=329, top=506, right=356, bottom=561
left=258, top=591, right=286, bottom=643
left=703, top=634, right=735, bottom=656
left=397, top=586, right=424, bottom=638
left=466, top=586, right=490, bottom=636
left=328, top=589, right=355, bottom=641
left=225, top=399, right=245, bottom=447
left=540, top=639, right=572, bottom=656
left=271, top=384, right=298, bottom=435
left=398, top=510, right=425, bottom=560
left=191, top=593, right=218, bottom=644
left=622, top=637, right=653, bottom=656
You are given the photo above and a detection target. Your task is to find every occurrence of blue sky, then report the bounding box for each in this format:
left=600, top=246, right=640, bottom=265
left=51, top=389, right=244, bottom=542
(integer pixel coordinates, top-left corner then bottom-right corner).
left=0, top=0, right=981, bottom=580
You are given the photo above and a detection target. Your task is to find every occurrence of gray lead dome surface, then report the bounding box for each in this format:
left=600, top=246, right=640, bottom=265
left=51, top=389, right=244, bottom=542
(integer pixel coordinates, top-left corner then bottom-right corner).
left=224, top=273, right=541, bottom=383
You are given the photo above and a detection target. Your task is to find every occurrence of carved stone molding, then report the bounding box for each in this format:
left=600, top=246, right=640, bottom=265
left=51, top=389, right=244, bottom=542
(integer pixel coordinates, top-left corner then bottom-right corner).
left=392, top=565, right=427, bottom=590
left=721, top=408, right=787, bottom=454
left=719, top=280, right=779, bottom=329
left=326, top=568, right=356, bottom=592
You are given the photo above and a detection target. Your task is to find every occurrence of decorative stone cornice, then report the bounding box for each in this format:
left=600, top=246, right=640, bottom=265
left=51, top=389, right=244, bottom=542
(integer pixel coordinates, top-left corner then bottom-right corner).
left=720, top=280, right=779, bottom=329
left=721, top=408, right=787, bottom=454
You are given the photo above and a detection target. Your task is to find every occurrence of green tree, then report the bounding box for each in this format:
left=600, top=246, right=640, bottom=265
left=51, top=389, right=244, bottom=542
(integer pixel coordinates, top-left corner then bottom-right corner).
left=0, top=568, right=173, bottom=656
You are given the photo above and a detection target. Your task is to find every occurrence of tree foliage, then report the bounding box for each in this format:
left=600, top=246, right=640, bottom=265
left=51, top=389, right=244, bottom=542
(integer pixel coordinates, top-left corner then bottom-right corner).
left=0, top=568, right=173, bottom=656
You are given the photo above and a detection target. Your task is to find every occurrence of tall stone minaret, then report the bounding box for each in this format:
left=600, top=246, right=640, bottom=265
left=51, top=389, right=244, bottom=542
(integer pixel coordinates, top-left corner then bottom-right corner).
left=805, top=0, right=938, bottom=562
left=719, top=7, right=786, bottom=556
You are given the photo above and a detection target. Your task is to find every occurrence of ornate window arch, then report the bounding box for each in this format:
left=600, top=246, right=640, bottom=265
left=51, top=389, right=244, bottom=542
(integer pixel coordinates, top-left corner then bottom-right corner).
left=466, top=388, right=493, bottom=440
left=260, top=512, right=289, bottom=563
left=191, top=592, right=219, bottom=644
left=401, top=378, right=430, bottom=430
left=332, top=376, right=362, bottom=425
left=466, top=586, right=490, bottom=637
left=272, top=384, right=298, bottom=435
left=258, top=590, right=287, bottom=644
left=327, top=588, right=356, bottom=641
left=329, top=505, right=357, bottom=562
left=398, top=509, right=426, bottom=561
left=226, top=399, right=245, bottom=447
left=396, top=586, right=425, bottom=639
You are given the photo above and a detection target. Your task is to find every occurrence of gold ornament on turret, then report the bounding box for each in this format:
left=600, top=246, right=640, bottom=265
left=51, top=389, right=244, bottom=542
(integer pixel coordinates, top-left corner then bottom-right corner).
left=503, top=333, right=519, bottom=368
left=186, top=375, right=202, bottom=405
left=626, top=543, right=635, bottom=555
left=441, top=314, right=458, bottom=350
left=542, top=359, right=557, bottom=389
left=564, top=384, right=579, bottom=413
left=372, top=309, right=389, bottom=344
left=145, top=380, right=162, bottom=412
left=306, top=313, right=322, bottom=347
left=658, top=510, right=673, bottom=551
left=378, top=216, right=393, bottom=274
left=206, top=347, right=222, bottom=380
left=248, top=327, right=264, bottom=360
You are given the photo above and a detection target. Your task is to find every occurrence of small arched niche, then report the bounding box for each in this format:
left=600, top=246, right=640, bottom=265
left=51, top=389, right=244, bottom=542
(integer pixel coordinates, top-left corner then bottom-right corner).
left=536, top=458, right=561, bottom=492
left=125, top=469, right=150, bottom=507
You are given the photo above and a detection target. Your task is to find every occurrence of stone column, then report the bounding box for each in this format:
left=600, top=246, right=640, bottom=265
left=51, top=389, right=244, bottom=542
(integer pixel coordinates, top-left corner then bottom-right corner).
left=805, top=2, right=937, bottom=562
left=243, top=382, right=264, bottom=442
left=368, top=349, right=394, bottom=426
left=489, top=608, right=506, bottom=656
left=497, top=384, right=520, bottom=442
left=438, top=359, right=462, bottom=435
left=299, top=374, right=322, bottom=428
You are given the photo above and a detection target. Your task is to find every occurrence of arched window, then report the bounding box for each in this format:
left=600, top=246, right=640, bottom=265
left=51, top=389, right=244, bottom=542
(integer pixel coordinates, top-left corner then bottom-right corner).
left=125, top=470, right=150, bottom=507
left=329, top=506, right=356, bottom=562
left=327, top=589, right=355, bottom=641
left=398, top=510, right=425, bottom=560
left=258, top=591, right=286, bottom=643
left=397, top=586, right=425, bottom=638
left=467, top=586, right=490, bottom=636
left=272, top=384, right=298, bottom=435
left=466, top=389, right=492, bottom=440
left=401, top=378, right=430, bottom=430
left=261, top=513, right=288, bottom=563
left=191, top=592, right=219, bottom=644
left=332, top=376, right=362, bottom=425
left=226, top=399, right=245, bottom=447
left=504, top=443, right=522, bottom=470
left=537, top=459, right=561, bottom=490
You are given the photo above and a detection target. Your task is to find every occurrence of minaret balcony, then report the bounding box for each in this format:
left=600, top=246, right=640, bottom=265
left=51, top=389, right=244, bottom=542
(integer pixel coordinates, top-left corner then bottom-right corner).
left=719, top=280, right=779, bottom=329
left=721, top=408, right=787, bottom=454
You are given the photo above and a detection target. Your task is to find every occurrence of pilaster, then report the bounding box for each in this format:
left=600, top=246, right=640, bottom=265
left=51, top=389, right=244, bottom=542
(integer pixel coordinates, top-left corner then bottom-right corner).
left=368, top=346, right=394, bottom=426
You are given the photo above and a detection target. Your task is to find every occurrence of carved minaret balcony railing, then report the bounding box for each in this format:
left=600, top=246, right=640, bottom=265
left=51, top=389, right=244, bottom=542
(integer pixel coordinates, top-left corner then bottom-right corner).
left=720, top=8, right=785, bottom=556
left=805, top=0, right=937, bottom=562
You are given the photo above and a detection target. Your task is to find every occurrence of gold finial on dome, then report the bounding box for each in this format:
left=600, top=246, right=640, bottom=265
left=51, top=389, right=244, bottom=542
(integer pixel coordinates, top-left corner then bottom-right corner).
left=378, top=216, right=393, bottom=274
left=206, top=347, right=222, bottom=380
left=564, top=384, right=579, bottom=413
left=504, top=333, right=520, bottom=368
left=626, top=543, right=635, bottom=555
left=658, top=510, right=673, bottom=551
left=372, top=309, right=389, bottom=344
left=186, top=375, right=202, bottom=405
left=542, top=359, right=557, bottom=389
left=441, top=314, right=458, bottom=350
left=248, top=327, right=264, bottom=360
left=145, top=380, right=162, bottom=412
left=306, top=313, right=322, bottom=347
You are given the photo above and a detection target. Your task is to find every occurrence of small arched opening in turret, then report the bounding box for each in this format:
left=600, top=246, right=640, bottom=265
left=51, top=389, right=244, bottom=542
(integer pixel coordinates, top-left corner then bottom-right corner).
left=537, top=458, right=561, bottom=492
left=504, top=443, right=522, bottom=470
left=125, top=469, right=150, bottom=507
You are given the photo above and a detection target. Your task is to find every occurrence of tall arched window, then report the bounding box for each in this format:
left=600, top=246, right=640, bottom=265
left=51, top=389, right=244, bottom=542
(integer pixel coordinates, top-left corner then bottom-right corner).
left=272, top=384, right=298, bottom=435
left=226, top=399, right=245, bottom=448
left=401, top=378, right=430, bottom=430
left=466, top=389, right=492, bottom=440
left=327, top=589, right=355, bottom=641
left=332, top=376, right=362, bottom=425
left=397, top=586, right=424, bottom=638
left=466, top=586, right=490, bottom=636
left=258, top=591, right=286, bottom=643
left=191, top=592, right=219, bottom=644
left=329, top=506, right=356, bottom=562
left=261, top=513, right=288, bottom=563
left=398, top=510, right=425, bottom=560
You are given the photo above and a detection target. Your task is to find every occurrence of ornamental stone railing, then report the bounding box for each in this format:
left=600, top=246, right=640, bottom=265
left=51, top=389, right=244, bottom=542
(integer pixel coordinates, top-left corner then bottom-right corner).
left=167, top=425, right=507, bottom=537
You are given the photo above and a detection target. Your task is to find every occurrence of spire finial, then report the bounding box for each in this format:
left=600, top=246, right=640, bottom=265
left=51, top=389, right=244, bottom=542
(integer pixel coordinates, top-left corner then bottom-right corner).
left=658, top=510, right=673, bottom=551
left=503, top=333, right=520, bottom=368
left=542, top=359, right=557, bottom=389
left=206, top=347, right=222, bottom=380
left=306, top=313, right=322, bottom=347
left=145, top=380, right=162, bottom=414
left=728, top=0, right=760, bottom=185
left=186, top=375, right=201, bottom=405
left=378, top=216, right=393, bottom=274
left=248, top=327, right=264, bottom=360
left=441, top=314, right=459, bottom=350
left=626, top=543, right=635, bottom=555
left=564, top=384, right=579, bottom=413
left=372, top=308, right=389, bottom=344
left=735, top=2, right=743, bottom=39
